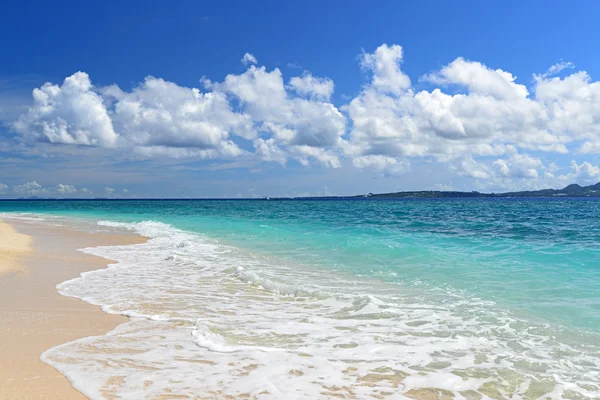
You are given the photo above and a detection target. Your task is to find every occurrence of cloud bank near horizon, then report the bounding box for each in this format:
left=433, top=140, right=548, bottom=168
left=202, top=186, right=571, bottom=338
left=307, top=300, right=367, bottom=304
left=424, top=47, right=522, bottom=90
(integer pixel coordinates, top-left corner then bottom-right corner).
left=9, top=44, right=600, bottom=190
left=0, top=181, right=131, bottom=198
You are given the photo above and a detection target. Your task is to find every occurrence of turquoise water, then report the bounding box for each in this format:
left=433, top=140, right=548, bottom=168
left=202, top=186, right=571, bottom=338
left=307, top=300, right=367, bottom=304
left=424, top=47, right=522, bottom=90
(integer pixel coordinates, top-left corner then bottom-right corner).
left=3, top=198, right=600, bottom=398
left=3, top=198, right=599, bottom=329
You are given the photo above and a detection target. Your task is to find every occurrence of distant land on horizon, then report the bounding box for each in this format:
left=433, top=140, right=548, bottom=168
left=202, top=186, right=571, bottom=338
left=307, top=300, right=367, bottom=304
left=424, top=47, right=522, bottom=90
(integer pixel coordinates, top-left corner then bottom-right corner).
left=354, top=182, right=600, bottom=199
left=3, top=182, right=600, bottom=200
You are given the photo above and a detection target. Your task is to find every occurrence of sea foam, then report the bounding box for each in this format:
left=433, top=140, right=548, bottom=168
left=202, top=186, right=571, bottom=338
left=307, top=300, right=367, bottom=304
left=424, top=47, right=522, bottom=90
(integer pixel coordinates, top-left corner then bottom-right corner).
left=37, top=219, right=600, bottom=399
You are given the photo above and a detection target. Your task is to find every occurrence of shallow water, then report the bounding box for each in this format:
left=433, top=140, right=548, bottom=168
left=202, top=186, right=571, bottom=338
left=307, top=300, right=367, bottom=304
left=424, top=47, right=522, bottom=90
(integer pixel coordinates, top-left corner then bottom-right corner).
left=1, top=199, right=600, bottom=398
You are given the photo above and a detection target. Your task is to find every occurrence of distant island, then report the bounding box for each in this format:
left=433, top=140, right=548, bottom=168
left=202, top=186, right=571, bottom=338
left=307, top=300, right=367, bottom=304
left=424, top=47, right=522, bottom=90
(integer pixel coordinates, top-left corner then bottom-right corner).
left=3, top=183, right=600, bottom=201
left=353, top=182, right=600, bottom=199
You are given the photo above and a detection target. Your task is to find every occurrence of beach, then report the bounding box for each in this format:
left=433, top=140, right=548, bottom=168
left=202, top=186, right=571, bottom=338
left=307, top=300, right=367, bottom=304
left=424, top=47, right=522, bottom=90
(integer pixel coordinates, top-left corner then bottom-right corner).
left=0, top=219, right=145, bottom=399
left=0, top=200, right=599, bottom=399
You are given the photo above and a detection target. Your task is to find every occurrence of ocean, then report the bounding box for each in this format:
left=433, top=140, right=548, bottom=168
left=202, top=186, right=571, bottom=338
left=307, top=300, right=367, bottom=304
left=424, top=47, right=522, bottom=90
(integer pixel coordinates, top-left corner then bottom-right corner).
left=1, top=198, right=599, bottom=399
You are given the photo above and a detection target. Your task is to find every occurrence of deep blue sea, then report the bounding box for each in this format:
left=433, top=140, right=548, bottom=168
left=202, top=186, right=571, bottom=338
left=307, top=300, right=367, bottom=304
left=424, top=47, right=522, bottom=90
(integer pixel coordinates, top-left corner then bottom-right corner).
left=2, top=198, right=599, bottom=399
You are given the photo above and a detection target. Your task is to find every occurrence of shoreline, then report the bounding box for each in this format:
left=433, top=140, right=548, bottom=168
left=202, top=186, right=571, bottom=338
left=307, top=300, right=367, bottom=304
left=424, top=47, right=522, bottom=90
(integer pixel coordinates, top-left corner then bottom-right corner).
left=0, top=218, right=146, bottom=399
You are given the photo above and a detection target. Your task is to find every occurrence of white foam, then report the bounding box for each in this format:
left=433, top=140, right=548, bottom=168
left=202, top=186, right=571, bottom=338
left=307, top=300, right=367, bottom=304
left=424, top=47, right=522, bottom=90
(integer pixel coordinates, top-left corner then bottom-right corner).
left=41, top=219, right=600, bottom=399
left=0, top=212, right=50, bottom=221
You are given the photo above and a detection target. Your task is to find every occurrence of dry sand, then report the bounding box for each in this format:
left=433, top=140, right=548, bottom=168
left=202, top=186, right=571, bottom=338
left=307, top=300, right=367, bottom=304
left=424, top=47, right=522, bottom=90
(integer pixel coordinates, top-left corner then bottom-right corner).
left=0, top=219, right=146, bottom=400
left=0, top=222, right=32, bottom=277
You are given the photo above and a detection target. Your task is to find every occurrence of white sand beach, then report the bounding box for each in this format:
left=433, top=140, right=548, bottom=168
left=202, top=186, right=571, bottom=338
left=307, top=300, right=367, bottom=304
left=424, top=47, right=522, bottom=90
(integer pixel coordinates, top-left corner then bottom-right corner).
left=0, top=219, right=145, bottom=399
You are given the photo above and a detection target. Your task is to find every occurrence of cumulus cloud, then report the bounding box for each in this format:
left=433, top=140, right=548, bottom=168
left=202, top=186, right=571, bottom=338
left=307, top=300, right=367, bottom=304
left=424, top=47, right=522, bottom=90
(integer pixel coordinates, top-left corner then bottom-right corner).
left=352, top=155, right=410, bottom=176
left=423, top=57, right=529, bottom=100
left=492, top=153, right=543, bottom=179
left=14, top=72, right=118, bottom=146
left=219, top=65, right=345, bottom=165
left=253, top=138, right=288, bottom=165
left=241, top=53, right=258, bottom=65
left=13, top=61, right=346, bottom=166
left=558, top=161, right=600, bottom=185
left=288, top=72, right=334, bottom=101
left=343, top=45, right=582, bottom=180
left=360, top=44, right=411, bottom=94
left=535, top=71, right=600, bottom=153
left=453, top=156, right=491, bottom=180
left=108, top=76, right=254, bottom=158
left=55, top=183, right=77, bottom=195
left=0, top=182, right=133, bottom=198
left=10, top=44, right=600, bottom=189
left=13, top=181, right=46, bottom=196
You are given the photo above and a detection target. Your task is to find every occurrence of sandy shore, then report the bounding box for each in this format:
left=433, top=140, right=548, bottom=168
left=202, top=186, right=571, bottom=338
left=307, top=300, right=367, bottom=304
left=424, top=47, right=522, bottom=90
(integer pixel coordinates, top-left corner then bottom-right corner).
left=0, top=222, right=32, bottom=277
left=0, top=219, right=146, bottom=400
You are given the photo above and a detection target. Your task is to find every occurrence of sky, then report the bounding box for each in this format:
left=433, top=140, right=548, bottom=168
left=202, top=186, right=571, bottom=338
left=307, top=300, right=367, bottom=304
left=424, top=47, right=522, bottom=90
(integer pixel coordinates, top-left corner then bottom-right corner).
left=2, top=0, right=600, bottom=198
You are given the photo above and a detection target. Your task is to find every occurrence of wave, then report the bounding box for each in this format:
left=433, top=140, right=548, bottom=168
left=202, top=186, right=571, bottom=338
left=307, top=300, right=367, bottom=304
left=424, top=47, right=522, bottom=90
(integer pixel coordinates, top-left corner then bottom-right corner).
left=40, top=219, right=600, bottom=399
left=0, top=212, right=50, bottom=221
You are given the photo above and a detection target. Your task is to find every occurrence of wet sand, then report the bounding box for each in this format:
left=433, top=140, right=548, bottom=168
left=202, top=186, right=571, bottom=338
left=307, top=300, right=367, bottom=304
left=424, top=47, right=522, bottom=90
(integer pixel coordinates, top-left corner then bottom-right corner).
left=0, top=219, right=146, bottom=399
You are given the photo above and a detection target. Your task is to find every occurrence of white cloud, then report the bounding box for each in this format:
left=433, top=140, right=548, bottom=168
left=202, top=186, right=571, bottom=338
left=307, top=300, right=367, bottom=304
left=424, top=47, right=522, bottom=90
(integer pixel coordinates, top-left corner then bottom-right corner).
left=360, top=44, right=411, bottom=94
left=288, top=72, right=334, bottom=101
left=352, top=155, right=410, bottom=176
left=10, top=44, right=600, bottom=190
left=219, top=65, right=345, bottom=165
left=0, top=182, right=135, bottom=198
left=535, top=71, right=600, bottom=153
left=241, top=53, right=258, bottom=65
left=253, top=138, right=288, bottom=165
left=423, top=57, right=529, bottom=100
left=453, top=156, right=491, bottom=180
left=13, top=181, right=46, bottom=196
left=14, top=65, right=344, bottom=167
left=109, top=76, right=254, bottom=158
left=14, top=72, right=118, bottom=146
left=570, top=161, right=600, bottom=179
left=55, top=183, right=77, bottom=194
left=492, top=153, right=543, bottom=179
left=343, top=47, right=578, bottom=181
left=539, top=61, right=575, bottom=78
left=291, top=145, right=341, bottom=168
left=557, top=161, right=600, bottom=185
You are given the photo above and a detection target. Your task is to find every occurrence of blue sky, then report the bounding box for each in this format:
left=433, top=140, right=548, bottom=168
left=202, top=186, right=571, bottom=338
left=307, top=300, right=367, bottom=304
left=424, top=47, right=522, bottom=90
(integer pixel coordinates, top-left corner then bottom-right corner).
left=2, top=0, right=600, bottom=198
